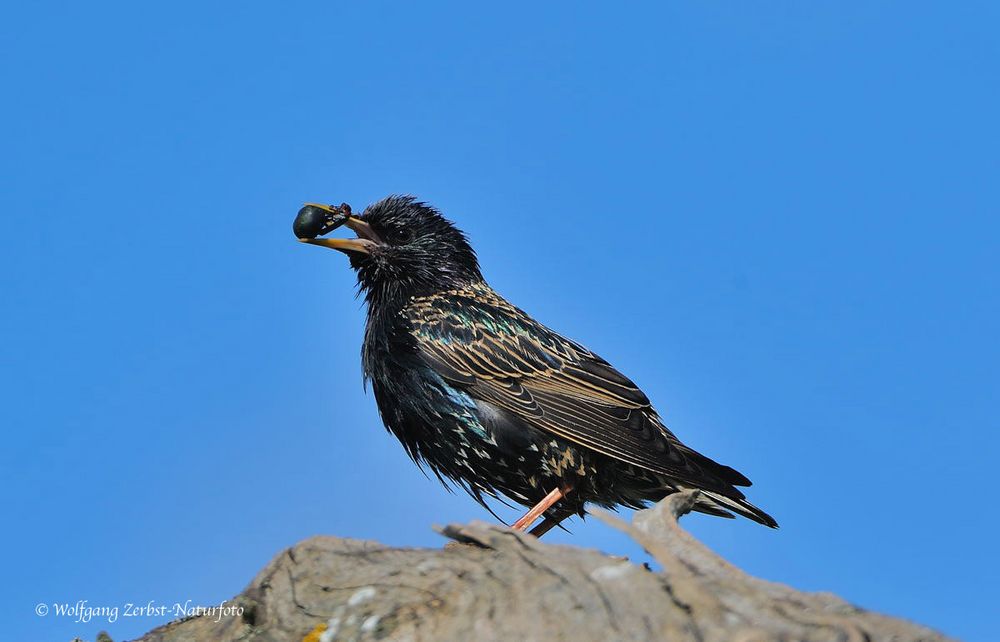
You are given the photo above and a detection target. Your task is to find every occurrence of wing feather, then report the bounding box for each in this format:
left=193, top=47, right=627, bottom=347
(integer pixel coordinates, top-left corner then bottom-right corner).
left=405, top=288, right=749, bottom=497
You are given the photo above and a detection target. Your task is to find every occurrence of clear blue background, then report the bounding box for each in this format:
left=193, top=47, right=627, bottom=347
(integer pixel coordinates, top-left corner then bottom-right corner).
left=2, top=3, right=997, bottom=641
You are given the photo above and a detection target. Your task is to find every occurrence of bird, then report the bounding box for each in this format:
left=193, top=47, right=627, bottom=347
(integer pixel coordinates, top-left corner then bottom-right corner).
left=297, top=195, right=777, bottom=536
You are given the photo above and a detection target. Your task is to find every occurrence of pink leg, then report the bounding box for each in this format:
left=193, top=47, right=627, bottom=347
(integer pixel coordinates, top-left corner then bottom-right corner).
left=511, top=484, right=572, bottom=532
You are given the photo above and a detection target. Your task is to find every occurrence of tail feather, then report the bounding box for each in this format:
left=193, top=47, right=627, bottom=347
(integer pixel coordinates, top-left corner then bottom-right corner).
left=698, top=490, right=779, bottom=528
left=690, top=500, right=736, bottom=520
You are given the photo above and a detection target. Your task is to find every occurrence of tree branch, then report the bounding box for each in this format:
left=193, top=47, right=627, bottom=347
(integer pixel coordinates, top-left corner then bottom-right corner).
left=127, top=491, right=952, bottom=642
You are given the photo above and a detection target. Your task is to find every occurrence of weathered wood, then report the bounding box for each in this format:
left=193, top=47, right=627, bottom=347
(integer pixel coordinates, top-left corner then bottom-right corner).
left=129, top=491, right=950, bottom=642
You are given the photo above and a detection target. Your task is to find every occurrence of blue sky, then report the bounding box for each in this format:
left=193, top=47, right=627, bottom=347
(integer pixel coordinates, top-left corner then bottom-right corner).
left=2, top=2, right=997, bottom=640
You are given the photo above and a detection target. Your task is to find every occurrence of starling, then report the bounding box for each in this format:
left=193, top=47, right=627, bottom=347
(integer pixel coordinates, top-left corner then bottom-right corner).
left=298, top=196, right=777, bottom=535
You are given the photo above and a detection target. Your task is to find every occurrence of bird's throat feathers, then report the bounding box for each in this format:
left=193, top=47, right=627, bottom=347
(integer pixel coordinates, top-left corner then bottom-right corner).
left=356, top=262, right=485, bottom=318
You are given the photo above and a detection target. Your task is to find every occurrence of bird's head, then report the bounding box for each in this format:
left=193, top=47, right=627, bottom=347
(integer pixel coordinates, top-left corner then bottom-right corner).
left=298, top=195, right=482, bottom=302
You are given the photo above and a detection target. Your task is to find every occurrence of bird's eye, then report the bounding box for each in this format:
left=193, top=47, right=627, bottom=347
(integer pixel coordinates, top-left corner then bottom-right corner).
left=393, top=228, right=414, bottom=244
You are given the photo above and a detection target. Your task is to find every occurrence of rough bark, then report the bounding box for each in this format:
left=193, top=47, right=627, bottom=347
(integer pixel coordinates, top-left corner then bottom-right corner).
left=129, top=490, right=950, bottom=642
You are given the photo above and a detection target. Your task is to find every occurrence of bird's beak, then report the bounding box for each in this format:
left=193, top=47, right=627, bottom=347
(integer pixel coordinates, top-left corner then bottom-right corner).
left=298, top=203, right=384, bottom=255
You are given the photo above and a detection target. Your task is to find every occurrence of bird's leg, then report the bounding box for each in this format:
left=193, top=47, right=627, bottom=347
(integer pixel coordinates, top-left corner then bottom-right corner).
left=528, top=509, right=573, bottom=538
left=511, top=484, right=573, bottom=532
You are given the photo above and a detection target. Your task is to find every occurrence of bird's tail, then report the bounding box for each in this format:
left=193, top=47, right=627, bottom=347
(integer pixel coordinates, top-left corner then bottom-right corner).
left=695, top=490, right=779, bottom=528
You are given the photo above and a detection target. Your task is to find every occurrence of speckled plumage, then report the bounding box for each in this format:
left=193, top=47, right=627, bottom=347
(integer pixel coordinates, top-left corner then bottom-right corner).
left=322, top=195, right=776, bottom=529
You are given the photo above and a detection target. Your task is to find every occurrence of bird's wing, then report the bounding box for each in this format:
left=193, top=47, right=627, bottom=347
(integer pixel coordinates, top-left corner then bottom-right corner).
left=404, top=289, right=751, bottom=495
